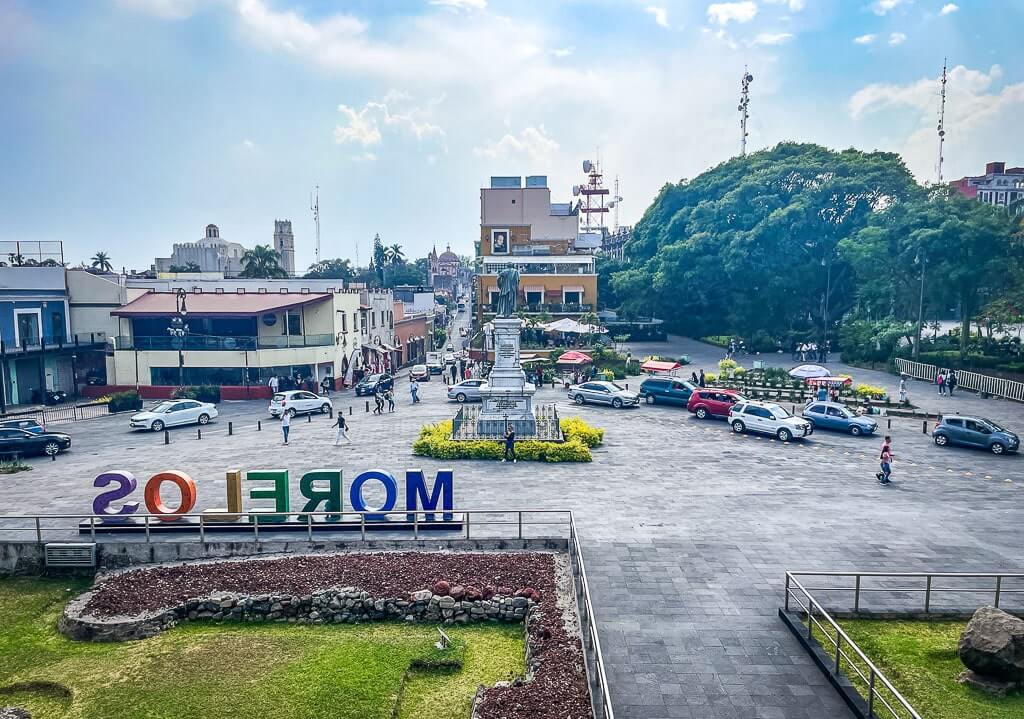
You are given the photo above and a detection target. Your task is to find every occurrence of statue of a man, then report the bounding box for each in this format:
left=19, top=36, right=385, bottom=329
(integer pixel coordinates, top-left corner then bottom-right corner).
left=496, top=267, right=520, bottom=317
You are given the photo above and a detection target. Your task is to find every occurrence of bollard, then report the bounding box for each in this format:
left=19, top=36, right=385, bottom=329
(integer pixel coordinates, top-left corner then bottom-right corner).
left=365, top=401, right=370, bottom=413
left=887, top=418, right=891, bottom=429
left=349, top=406, right=352, bottom=415
left=307, top=413, right=312, bottom=423
left=197, top=428, right=202, bottom=440
left=164, top=429, right=170, bottom=445
left=791, top=404, right=795, bottom=414
left=922, top=420, right=927, bottom=434
left=257, top=420, right=262, bottom=432
left=625, top=383, right=629, bottom=390
left=329, top=406, right=334, bottom=419
left=228, top=421, right=233, bottom=436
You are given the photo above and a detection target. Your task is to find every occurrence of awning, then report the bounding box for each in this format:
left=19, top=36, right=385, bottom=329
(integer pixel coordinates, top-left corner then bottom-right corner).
left=524, top=285, right=545, bottom=294
left=112, top=291, right=332, bottom=317
left=562, top=285, right=585, bottom=294
left=641, top=360, right=681, bottom=373
left=557, top=351, right=593, bottom=365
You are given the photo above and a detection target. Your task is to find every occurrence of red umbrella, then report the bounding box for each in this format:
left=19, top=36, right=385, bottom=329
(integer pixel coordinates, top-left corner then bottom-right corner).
left=557, top=350, right=593, bottom=364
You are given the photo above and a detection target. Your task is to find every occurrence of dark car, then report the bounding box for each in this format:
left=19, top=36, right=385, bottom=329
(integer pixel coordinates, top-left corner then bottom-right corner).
left=0, top=427, right=71, bottom=457
left=639, top=377, right=696, bottom=406
left=354, top=373, right=394, bottom=397
left=932, top=415, right=1019, bottom=455
left=0, top=418, right=46, bottom=435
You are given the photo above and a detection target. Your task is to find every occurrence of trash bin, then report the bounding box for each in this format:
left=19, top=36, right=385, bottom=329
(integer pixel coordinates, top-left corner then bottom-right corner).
left=753, top=360, right=765, bottom=369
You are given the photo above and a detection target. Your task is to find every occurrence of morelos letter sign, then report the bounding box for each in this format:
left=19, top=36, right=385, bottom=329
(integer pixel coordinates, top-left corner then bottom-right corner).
left=85, top=468, right=457, bottom=534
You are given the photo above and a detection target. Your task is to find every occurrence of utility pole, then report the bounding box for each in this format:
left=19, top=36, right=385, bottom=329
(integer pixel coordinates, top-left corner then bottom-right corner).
left=915, top=254, right=926, bottom=361
left=739, top=67, right=754, bottom=157
left=310, top=185, right=321, bottom=265
left=937, top=59, right=948, bottom=184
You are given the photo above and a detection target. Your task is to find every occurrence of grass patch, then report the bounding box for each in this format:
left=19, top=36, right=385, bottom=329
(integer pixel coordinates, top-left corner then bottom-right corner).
left=806, top=616, right=1024, bottom=719
left=0, top=577, right=525, bottom=719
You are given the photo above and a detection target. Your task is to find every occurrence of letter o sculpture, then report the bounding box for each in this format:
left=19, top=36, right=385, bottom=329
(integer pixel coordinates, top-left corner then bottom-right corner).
left=144, top=470, right=197, bottom=521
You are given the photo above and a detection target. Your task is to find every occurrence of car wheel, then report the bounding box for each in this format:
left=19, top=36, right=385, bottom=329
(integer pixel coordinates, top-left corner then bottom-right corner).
left=695, top=407, right=708, bottom=419
left=991, top=442, right=1006, bottom=455
left=934, top=434, right=948, bottom=447
left=456, top=393, right=467, bottom=403
left=574, top=395, right=585, bottom=405
left=320, top=403, right=331, bottom=414
left=43, top=441, right=61, bottom=456
left=151, top=420, right=164, bottom=432
left=198, top=413, right=211, bottom=425
left=777, top=428, right=792, bottom=442
left=645, top=395, right=655, bottom=404
left=287, top=408, right=297, bottom=418
left=612, top=398, right=623, bottom=409
left=849, top=425, right=862, bottom=436
left=731, top=420, right=745, bottom=434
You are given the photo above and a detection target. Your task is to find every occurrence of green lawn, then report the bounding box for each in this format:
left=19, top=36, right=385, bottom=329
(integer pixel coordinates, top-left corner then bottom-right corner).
left=0, top=577, right=525, bottom=719
left=819, top=618, right=1024, bottom=719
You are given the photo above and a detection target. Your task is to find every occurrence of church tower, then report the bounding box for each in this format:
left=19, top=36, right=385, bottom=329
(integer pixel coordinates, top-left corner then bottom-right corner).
left=273, top=220, right=295, bottom=276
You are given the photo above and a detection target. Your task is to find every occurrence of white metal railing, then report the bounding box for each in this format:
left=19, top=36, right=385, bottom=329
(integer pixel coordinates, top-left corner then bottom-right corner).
left=569, top=515, right=615, bottom=719
left=893, top=358, right=937, bottom=382
left=784, top=571, right=1024, bottom=719
left=895, top=357, right=1024, bottom=403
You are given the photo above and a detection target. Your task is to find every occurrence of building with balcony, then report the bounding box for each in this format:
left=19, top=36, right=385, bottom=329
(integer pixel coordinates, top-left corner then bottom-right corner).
left=950, top=161, right=1024, bottom=210
left=356, top=289, right=398, bottom=376
left=393, top=301, right=434, bottom=368
left=106, top=287, right=363, bottom=393
left=475, top=175, right=597, bottom=325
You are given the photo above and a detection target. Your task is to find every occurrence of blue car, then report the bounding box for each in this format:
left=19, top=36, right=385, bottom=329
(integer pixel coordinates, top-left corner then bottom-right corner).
left=0, top=418, right=45, bottom=435
left=801, top=402, right=877, bottom=436
left=932, top=415, right=1019, bottom=455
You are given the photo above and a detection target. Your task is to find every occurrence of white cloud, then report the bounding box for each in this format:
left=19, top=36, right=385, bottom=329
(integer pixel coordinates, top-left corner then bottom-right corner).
left=116, top=0, right=200, bottom=19
left=751, top=32, right=793, bottom=46
left=334, top=95, right=446, bottom=150
left=765, top=0, right=805, bottom=10
left=334, top=105, right=384, bottom=146
left=854, top=34, right=876, bottom=44
left=473, top=126, right=559, bottom=161
left=552, top=46, right=575, bottom=58
left=940, top=3, right=958, bottom=15
left=888, top=32, right=906, bottom=46
left=242, top=139, right=256, bottom=150
left=872, top=0, right=905, bottom=16
left=646, top=6, right=669, bottom=28
left=429, top=0, right=486, bottom=10
left=707, top=1, right=758, bottom=25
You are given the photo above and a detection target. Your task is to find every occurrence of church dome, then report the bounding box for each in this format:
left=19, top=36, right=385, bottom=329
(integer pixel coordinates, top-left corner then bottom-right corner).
left=439, top=246, right=459, bottom=262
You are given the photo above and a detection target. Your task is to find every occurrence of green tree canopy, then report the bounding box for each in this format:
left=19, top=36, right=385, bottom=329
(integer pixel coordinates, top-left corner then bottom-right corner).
left=304, top=258, right=355, bottom=280
left=239, top=245, right=288, bottom=279
left=91, top=252, right=113, bottom=272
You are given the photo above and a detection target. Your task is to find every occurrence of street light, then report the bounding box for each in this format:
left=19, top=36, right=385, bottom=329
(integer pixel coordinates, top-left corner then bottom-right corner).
left=167, top=288, right=189, bottom=387
left=914, top=252, right=927, bottom=362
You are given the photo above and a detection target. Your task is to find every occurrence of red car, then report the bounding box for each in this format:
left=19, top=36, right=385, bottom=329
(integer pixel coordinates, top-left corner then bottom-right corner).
left=687, top=388, right=744, bottom=420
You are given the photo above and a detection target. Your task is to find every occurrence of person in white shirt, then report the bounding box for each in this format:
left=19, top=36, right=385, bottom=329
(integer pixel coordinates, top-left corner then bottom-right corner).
left=281, top=410, right=290, bottom=445
left=268, top=374, right=279, bottom=393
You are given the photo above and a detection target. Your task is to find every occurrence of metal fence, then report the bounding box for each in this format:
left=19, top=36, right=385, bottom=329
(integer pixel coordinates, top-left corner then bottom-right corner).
left=783, top=571, right=1024, bottom=719
left=1, top=401, right=110, bottom=426
left=895, top=357, right=1024, bottom=403
left=569, top=514, right=615, bottom=719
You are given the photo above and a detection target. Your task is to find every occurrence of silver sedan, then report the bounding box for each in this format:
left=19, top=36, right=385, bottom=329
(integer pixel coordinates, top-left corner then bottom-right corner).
left=447, top=379, right=485, bottom=403
left=567, top=381, right=641, bottom=409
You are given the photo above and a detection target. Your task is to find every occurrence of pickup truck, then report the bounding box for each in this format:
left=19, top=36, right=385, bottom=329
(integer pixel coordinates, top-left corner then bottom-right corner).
left=426, top=352, right=444, bottom=375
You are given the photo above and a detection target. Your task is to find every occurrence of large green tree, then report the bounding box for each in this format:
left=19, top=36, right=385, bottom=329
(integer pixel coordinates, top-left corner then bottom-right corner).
left=304, top=258, right=355, bottom=280
left=239, top=245, right=288, bottom=279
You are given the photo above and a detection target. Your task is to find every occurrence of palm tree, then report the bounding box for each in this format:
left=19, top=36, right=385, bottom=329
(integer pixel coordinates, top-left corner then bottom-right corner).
left=239, top=245, right=288, bottom=279
left=386, top=244, right=405, bottom=265
left=90, top=252, right=113, bottom=272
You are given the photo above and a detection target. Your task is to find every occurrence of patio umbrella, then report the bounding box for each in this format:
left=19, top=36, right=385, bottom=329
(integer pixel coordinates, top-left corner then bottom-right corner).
left=544, top=318, right=585, bottom=333
left=557, top=350, right=593, bottom=364
left=789, top=364, right=831, bottom=379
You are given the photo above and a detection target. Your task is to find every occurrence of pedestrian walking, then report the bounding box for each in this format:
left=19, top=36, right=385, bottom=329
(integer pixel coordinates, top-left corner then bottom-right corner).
left=898, top=377, right=908, bottom=404
left=373, top=389, right=384, bottom=415
left=410, top=378, right=420, bottom=403
left=876, top=436, right=894, bottom=485
left=936, top=371, right=946, bottom=396
left=691, top=371, right=699, bottom=384
left=698, top=369, right=706, bottom=388
left=386, top=388, right=395, bottom=412
left=320, top=376, right=332, bottom=397
left=947, top=370, right=958, bottom=397
left=332, top=414, right=351, bottom=446
left=502, top=424, right=516, bottom=463
left=268, top=374, right=279, bottom=393
left=281, top=410, right=291, bottom=445
left=816, top=385, right=828, bottom=402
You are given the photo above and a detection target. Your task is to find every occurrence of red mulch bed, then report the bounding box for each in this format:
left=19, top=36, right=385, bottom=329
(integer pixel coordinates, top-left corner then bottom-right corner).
left=83, top=552, right=592, bottom=719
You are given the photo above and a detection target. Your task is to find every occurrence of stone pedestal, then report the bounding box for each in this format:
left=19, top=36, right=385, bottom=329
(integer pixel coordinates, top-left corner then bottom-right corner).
left=477, top=318, right=537, bottom=436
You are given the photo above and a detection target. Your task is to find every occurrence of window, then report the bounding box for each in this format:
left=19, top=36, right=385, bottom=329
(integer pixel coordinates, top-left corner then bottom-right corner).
left=340, top=313, right=347, bottom=333
left=287, top=313, right=301, bottom=336
left=806, top=404, right=825, bottom=414
left=14, top=309, right=41, bottom=346
left=965, top=420, right=986, bottom=433
left=0, top=429, right=25, bottom=439
left=671, top=382, right=685, bottom=391
left=525, top=290, right=543, bottom=305
left=945, top=418, right=963, bottom=428
left=826, top=407, right=843, bottom=417
left=746, top=406, right=772, bottom=418
left=563, top=291, right=581, bottom=304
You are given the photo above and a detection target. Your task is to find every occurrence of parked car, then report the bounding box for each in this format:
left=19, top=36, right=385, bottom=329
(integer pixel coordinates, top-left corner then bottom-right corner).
left=729, top=400, right=813, bottom=441
left=567, top=381, right=641, bottom=409
left=0, top=427, right=71, bottom=457
left=130, top=399, right=218, bottom=432
left=639, top=377, right=697, bottom=405
left=932, top=415, right=1019, bottom=455
left=268, top=390, right=333, bottom=418
left=687, top=389, right=744, bottom=420
left=0, top=418, right=45, bottom=435
left=410, top=364, right=430, bottom=382
left=448, top=378, right=485, bottom=403
left=459, top=327, right=468, bottom=337
left=801, top=401, right=877, bottom=436
left=354, top=373, right=394, bottom=397
left=443, top=352, right=456, bottom=365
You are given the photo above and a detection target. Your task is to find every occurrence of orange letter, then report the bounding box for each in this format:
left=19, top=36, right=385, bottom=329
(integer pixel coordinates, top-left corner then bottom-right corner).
left=144, top=471, right=197, bottom=522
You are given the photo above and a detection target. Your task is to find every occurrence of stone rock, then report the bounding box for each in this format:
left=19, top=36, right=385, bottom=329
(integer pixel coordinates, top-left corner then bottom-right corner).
left=957, top=669, right=1019, bottom=697
left=481, top=585, right=496, bottom=600
left=0, top=709, right=30, bottom=719
left=958, top=606, right=1024, bottom=682
left=449, top=585, right=465, bottom=600
left=432, top=580, right=451, bottom=596
left=463, top=585, right=481, bottom=601
left=411, top=590, right=432, bottom=603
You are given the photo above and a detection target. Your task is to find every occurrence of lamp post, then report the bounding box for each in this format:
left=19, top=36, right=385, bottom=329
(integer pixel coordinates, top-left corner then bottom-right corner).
left=821, top=255, right=832, bottom=362
left=914, top=252, right=927, bottom=362
left=167, top=288, right=189, bottom=388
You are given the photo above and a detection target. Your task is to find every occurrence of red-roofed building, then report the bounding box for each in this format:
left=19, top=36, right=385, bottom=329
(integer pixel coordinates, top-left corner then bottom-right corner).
left=950, top=161, right=1024, bottom=212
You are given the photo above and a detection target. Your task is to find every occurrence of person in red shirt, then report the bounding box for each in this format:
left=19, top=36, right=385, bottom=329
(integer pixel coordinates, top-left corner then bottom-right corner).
left=876, top=436, right=894, bottom=485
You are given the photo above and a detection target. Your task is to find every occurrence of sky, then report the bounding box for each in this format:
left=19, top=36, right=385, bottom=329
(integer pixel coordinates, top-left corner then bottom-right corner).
left=2, top=0, right=1022, bottom=272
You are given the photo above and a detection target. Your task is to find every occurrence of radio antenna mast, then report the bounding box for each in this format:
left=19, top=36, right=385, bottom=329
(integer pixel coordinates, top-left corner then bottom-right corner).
left=936, top=59, right=948, bottom=184
left=739, top=66, right=754, bottom=157
left=310, top=185, right=321, bottom=264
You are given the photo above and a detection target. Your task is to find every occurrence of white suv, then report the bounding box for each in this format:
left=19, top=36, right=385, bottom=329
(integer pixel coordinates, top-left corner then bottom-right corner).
left=728, top=400, right=813, bottom=441
left=269, top=390, right=332, bottom=418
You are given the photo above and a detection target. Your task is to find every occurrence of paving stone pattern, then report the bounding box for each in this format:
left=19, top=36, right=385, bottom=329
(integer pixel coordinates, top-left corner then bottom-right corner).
left=3, top=335, right=1024, bottom=718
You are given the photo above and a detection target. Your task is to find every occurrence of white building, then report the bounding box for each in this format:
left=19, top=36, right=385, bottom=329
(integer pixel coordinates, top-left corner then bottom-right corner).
left=951, top=162, right=1024, bottom=209
left=273, top=219, right=296, bottom=276
left=154, top=224, right=249, bottom=275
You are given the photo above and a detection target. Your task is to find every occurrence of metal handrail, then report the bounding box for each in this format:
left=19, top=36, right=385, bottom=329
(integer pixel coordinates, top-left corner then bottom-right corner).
left=784, top=572, right=922, bottom=719
left=569, top=514, right=615, bottom=719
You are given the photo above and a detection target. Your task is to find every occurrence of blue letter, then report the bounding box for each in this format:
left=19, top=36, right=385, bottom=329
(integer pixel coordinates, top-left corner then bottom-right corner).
left=92, top=471, right=140, bottom=523
left=350, top=471, right=397, bottom=522
left=405, top=468, right=453, bottom=522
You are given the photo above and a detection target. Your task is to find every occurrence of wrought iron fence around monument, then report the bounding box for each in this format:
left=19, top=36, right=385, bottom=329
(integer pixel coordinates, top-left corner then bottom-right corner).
left=451, top=404, right=562, bottom=441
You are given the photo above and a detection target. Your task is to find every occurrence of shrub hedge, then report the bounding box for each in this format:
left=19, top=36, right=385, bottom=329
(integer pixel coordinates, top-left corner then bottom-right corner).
left=412, top=418, right=603, bottom=462
left=172, top=385, right=222, bottom=403
left=108, top=390, right=142, bottom=413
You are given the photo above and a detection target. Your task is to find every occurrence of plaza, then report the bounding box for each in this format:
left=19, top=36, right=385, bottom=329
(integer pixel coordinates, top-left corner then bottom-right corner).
left=2, top=335, right=1022, bottom=718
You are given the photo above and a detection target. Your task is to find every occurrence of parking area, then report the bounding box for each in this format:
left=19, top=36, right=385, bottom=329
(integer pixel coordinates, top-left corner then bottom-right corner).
left=3, top=365, right=1023, bottom=718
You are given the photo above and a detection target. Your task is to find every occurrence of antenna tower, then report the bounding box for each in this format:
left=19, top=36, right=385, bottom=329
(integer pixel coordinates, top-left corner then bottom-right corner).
left=936, top=58, right=948, bottom=184
left=576, top=159, right=610, bottom=233
left=310, top=185, right=321, bottom=264
left=611, top=176, right=623, bottom=233
left=738, top=66, right=754, bottom=157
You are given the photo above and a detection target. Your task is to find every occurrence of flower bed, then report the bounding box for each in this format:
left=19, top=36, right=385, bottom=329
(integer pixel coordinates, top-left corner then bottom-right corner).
left=413, top=418, right=603, bottom=462
left=66, top=552, right=592, bottom=719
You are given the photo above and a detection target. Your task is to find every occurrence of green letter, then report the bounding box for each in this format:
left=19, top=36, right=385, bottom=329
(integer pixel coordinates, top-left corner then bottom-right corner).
left=298, top=470, right=342, bottom=523
left=247, top=470, right=289, bottom=524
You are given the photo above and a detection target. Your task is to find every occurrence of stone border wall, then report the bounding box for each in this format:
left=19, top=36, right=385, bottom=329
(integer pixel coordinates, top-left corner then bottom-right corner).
left=59, top=586, right=536, bottom=643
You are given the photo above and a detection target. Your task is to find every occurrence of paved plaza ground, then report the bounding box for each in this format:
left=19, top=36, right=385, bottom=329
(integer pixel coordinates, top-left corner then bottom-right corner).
left=3, top=336, right=1023, bottom=718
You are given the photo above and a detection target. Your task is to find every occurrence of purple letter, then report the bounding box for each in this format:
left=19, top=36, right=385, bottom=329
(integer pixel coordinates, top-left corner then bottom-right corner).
left=93, top=471, right=140, bottom=523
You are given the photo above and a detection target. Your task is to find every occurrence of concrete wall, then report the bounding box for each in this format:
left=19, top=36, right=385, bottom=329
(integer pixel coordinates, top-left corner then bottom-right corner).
left=481, top=187, right=577, bottom=242
left=66, top=270, right=125, bottom=340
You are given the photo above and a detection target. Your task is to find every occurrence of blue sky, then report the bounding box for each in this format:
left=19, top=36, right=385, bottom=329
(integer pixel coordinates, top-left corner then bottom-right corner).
left=2, top=0, right=1021, bottom=272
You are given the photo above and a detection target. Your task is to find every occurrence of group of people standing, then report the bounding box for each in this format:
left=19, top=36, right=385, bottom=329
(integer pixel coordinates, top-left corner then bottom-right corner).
left=936, top=370, right=959, bottom=396
left=793, top=341, right=830, bottom=363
